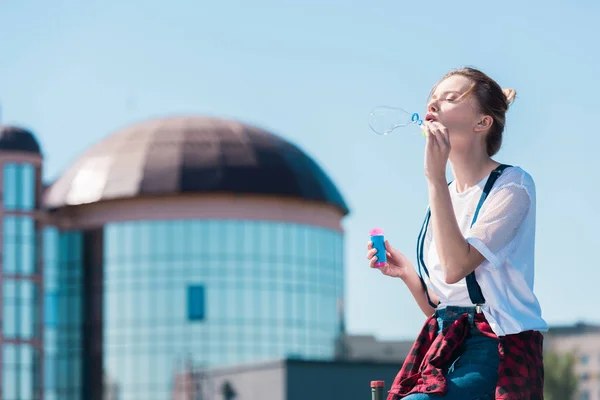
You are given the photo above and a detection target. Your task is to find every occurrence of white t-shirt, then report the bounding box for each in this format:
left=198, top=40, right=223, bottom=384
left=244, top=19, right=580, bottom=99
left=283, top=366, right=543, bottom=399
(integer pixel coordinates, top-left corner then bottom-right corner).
left=421, top=165, right=548, bottom=336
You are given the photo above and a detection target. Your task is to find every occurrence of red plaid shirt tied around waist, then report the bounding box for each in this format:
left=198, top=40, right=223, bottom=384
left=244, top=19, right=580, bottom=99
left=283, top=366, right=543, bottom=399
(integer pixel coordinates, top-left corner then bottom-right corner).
left=387, top=312, right=544, bottom=400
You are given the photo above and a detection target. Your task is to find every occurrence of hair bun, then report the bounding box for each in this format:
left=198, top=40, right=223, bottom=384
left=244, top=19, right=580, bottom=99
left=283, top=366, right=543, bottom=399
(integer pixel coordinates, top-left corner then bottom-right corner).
left=502, top=88, right=517, bottom=107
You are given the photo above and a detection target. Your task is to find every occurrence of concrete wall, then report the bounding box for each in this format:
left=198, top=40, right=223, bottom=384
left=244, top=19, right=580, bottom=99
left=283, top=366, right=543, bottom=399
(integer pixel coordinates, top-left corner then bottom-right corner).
left=206, top=360, right=287, bottom=400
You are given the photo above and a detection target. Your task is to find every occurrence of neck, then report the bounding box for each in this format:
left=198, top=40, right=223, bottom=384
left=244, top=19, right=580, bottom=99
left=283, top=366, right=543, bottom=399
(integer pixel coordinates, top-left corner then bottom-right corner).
left=449, top=145, right=498, bottom=193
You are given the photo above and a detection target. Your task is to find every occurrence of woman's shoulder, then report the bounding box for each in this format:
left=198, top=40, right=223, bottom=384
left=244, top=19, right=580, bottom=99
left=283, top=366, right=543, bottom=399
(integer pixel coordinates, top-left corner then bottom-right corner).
left=497, top=164, right=536, bottom=191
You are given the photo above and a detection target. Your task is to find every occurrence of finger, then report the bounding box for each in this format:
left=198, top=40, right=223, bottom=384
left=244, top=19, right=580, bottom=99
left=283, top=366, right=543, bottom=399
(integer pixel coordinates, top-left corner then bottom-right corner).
left=367, top=248, right=377, bottom=259
left=384, top=241, right=394, bottom=258
left=424, top=123, right=435, bottom=147
left=431, top=122, right=449, bottom=146
left=444, top=128, right=450, bottom=147
left=429, top=121, right=443, bottom=138
left=426, top=123, right=440, bottom=149
left=367, top=241, right=373, bottom=250
left=430, top=122, right=449, bottom=144
left=369, top=256, right=378, bottom=268
left=425, top=121, right=439, bottom=139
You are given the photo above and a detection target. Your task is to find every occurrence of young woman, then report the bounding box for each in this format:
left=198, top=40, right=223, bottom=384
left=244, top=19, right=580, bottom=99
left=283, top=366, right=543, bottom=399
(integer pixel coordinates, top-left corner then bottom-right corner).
left=367, top=67, right=547, bottom=400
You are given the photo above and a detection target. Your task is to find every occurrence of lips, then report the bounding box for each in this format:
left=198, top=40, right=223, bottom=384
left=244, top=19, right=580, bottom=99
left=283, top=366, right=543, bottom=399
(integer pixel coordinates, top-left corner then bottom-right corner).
left=425, top=113, right=437, bottom=122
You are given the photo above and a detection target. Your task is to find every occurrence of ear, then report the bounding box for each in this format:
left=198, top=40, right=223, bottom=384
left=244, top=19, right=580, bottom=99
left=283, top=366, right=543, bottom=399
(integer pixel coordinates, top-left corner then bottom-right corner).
left=474, top=115, right=493, bottom=133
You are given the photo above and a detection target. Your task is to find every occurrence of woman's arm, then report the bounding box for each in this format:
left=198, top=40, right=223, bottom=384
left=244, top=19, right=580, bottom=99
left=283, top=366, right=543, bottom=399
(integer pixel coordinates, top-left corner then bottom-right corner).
left=422, top=122, right=486, bottom=284
left=428, top=179, right=486, bottom=284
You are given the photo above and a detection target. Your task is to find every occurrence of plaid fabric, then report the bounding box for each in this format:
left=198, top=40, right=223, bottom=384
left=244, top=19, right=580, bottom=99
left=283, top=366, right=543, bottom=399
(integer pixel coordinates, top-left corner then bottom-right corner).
left=387, top=313, right=544, bottom=400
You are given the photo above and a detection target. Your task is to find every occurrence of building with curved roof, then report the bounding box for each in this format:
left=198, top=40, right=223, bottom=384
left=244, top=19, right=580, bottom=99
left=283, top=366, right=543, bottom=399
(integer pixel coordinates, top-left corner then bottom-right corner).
left=44, top=116, right=348, bottom=214
left=0, top=116, right=350, bottom=399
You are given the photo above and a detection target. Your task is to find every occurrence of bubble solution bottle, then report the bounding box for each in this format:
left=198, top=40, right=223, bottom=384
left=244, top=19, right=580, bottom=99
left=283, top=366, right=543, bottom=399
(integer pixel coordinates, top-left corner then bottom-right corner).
left=370, top=228, right=387, bottom=267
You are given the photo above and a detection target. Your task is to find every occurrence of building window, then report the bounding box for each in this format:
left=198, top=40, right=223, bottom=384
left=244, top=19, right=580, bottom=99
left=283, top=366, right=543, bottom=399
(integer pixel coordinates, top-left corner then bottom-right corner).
left=187, top=285, right=206, bottom=321
left=3, top=163, right=35, bottom=211
left=45, top=291, right=58, bottom=328
left=3, top=216, right=36, bottom=275
left=2, top=344, right=38, bottom=400
left=580, top=372, right=589, bottom=382
left=42, top=228, right=83, bottom=399
left=2, top=279, right=37, bottom=339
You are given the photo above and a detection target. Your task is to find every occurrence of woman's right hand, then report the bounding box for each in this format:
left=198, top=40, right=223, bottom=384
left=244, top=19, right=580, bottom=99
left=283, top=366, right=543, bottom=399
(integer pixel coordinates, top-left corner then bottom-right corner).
left=367, top=240, right=410, bottom=279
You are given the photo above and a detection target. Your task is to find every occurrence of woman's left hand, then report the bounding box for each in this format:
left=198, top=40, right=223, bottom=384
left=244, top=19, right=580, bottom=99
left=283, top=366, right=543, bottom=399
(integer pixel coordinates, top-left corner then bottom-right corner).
left=423, top=121, right=451, bottom=182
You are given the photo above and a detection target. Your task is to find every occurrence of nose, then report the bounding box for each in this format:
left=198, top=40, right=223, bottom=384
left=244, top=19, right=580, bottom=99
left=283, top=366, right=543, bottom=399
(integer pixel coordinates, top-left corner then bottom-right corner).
left=427, top=100, right=438, bottom=113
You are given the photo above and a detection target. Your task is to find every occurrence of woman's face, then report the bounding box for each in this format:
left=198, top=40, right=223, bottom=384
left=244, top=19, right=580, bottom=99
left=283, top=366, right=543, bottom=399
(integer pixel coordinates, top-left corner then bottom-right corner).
left=426, top=75, right=486, bottom=149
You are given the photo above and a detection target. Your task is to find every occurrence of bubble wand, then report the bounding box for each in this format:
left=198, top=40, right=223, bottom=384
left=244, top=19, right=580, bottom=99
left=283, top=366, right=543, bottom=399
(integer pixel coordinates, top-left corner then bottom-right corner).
left=368, top=105, right=426, bottom=136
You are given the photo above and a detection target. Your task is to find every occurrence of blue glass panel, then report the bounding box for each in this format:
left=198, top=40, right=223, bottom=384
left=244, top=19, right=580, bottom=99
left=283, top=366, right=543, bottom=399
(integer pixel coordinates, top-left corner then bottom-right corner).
left=3, top=280, right=16, bottom=337
left=3, top=163, right=17, bottom=209
left=45, top=291, right=58, bottom=328
left=3, top=215, right=17, bottom=236
left=21, top=242, right=35, bottom=275
left=43, top=228, right=83, bottom=398
left=20, top=164, right=35, bottom=210
left=21, top=216, right=35, bottom=275
left=2, top=163, right=36, bottom=211
left=20, top=346, right=34, bottom=399
left=20, top=281, right=36, bottom=339
left=2, top=344, right=38, bottom=400
left=3, top=241, right=16, bottom=274
left=2, top=216, right=36, bottom=275
left=3, top=217, right=16, bottom=274
left=2, top=344, right=17, bottom=399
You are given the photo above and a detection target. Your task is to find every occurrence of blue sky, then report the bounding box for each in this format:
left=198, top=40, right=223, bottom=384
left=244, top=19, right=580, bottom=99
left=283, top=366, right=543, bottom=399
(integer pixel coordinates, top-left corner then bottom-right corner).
left=1, top=0, right=598, bottom=340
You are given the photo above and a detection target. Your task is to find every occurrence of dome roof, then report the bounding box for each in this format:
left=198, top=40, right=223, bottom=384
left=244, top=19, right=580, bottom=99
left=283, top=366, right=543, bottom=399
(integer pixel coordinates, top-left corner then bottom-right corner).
left=0, top=125, right=41, bottom=154
left=43, top=116, right=349, bottom=214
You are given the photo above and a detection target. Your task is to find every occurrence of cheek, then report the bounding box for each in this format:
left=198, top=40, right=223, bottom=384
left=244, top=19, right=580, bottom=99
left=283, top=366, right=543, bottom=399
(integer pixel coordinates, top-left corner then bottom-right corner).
left=439, top=114, right=468, bottom=130
left=439, top=106, right=475, bottom=130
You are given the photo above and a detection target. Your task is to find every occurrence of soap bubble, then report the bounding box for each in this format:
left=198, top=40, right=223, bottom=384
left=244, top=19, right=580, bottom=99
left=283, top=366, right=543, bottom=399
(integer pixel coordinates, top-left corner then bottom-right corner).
left=368, top=106, right=423, bottom=136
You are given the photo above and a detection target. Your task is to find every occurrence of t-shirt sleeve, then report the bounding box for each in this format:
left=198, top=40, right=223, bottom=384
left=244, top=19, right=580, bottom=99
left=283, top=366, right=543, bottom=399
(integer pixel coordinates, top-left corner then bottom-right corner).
left=465, top=182, right=532, bottom=270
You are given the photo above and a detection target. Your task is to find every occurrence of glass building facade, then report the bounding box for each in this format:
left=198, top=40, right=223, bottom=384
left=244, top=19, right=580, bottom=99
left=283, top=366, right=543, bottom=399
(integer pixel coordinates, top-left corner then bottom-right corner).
left=1, top=162, right=42, bottom=400
left=41, top=219, right=343, bottom=399
left=102, top=219, right=343, bottom=398
left=43, top=228, right=83, bottom=400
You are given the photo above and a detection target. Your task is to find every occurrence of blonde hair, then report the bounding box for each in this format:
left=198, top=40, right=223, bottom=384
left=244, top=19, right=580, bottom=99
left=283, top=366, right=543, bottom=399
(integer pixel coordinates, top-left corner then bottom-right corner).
left=503, top=88, right=517, bottom=107
left=435, top=67, right=516, bottom=156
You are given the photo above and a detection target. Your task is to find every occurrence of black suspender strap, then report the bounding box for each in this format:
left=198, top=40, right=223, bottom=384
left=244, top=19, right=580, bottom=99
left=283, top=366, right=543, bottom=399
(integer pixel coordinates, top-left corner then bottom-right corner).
left=415, top=182, right=452, bottom=309
left=415, top=164, right=512, bottom=309
left=416, top=208, right=437, bottom=308
left=465, top=163, right=511, bottom=306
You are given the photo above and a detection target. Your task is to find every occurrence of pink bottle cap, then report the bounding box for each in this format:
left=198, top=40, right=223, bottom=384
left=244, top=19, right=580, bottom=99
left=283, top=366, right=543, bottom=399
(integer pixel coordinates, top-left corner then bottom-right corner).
left=370, top=228, right=384, bottom=236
